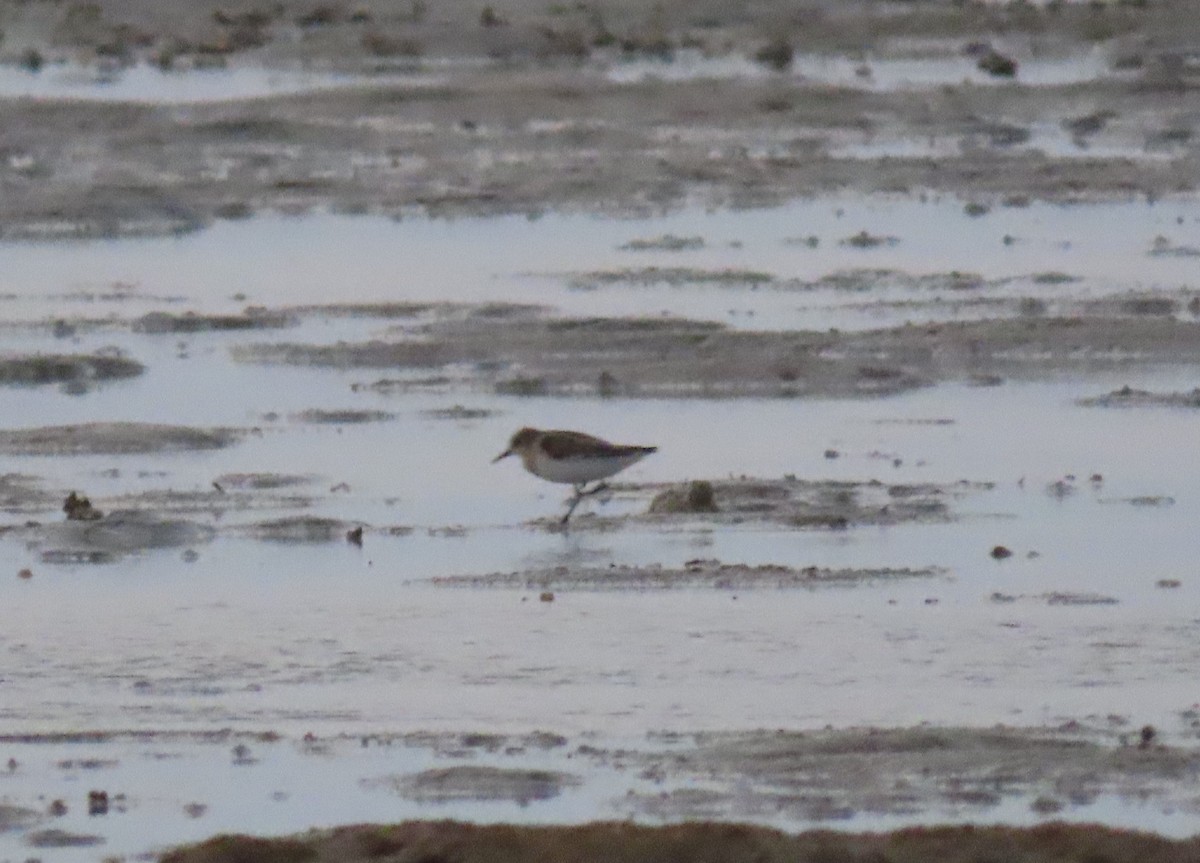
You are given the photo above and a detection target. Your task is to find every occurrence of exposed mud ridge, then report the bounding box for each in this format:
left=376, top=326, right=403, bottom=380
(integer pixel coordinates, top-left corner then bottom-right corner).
left=0, top=423, right=238, bottom=455
left=212, top=472, right=314, bottom=491
left=621, top=726, right=1200, bottom=825
left=642, top=477, right=986, bottom=528
left=490, top=476, right=984, bottom=531
left=433, top=561, right=945, bottom=591
left=566, top=266, right=775, bottom=290
left=237, top=311, right=922, bottom=399
left=369, top=765, right=581, bottom=804
left=990, top=591, right=1120, bottom=606
left=0, top=353, right=144, bottom=386
left=78, top=485, right=314, bottom=519
left=564, top=270, right=1198, bottom=323
left=161, top=820, right=1200, bottom=863
left=237, top=311, right=1200, bottom=398
left=1079, top=385, right=1200, bottom=408
left=132, top=310, right=294, bottom=333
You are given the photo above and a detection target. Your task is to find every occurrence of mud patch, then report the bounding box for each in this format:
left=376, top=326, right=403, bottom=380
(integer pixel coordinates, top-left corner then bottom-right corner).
left=0, top=423, right=238, bottom=455
left=0, top=473, right=58, bottom=513
left=213, top=473, right=313, bottom=491
left=371, top=766, right=581, bottom=804
left=0, top=804, right=41, bottom=833
left=618, top=234, right=706, bottom=252
left=433, top=561, right=945, bottom=591
left=1079, top=386, right=1200, bottom=408
left=420, top=405, right=499, bottom=421
left=565, top=266, right=774, bottom=289
left=133, top=310, right=293, bottom=333
left=0, top=353, right=144, bottom=386
left=290, top=408, right=395, bottom=424
left=289, top=302, right=447, bottom=319
left=794, top=268, right=989, bottom=293
left=622, top=726, right=1200, bottom=824
left=239, top=515, right=353, bottom=543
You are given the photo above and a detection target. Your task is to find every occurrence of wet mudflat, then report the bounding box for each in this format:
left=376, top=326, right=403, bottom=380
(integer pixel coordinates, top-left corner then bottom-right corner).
left=4, top=0, right=1200, bottom=859
left=6, top=205, right=1200, bottom=861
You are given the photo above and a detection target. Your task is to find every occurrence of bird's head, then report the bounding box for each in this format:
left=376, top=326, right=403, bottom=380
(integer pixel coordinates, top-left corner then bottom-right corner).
left=492, top=427, right=539, bottom=463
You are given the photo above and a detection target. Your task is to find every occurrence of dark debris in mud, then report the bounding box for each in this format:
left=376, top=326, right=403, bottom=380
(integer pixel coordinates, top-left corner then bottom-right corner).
left=62, top=490, right=102, bottom=521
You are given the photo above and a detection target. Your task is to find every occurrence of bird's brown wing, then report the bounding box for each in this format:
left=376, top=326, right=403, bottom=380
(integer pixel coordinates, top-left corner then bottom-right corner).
left=540, top=430, right=654, bottom=460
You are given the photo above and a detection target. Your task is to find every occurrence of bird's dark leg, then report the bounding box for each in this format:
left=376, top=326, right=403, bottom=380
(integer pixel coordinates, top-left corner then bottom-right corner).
left=561, top=484, right=586, bottom=525
left=560, top=482, right=614, bottom=525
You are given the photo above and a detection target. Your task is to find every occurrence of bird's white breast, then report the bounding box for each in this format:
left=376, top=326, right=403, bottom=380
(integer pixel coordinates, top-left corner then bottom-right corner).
left=526, top=449, right=645, bottom=484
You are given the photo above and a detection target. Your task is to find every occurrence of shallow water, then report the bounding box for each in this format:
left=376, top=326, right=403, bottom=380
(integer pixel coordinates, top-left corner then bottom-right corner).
left=604, top=46, right=1119, bottom=89
left=0, top=61, right=441, bottom=103
left=3, top=197, right=1200, bottom=855
left=4, top=732, right=1198, bottom=863
left=4, top=195, right=1200, bottom=331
